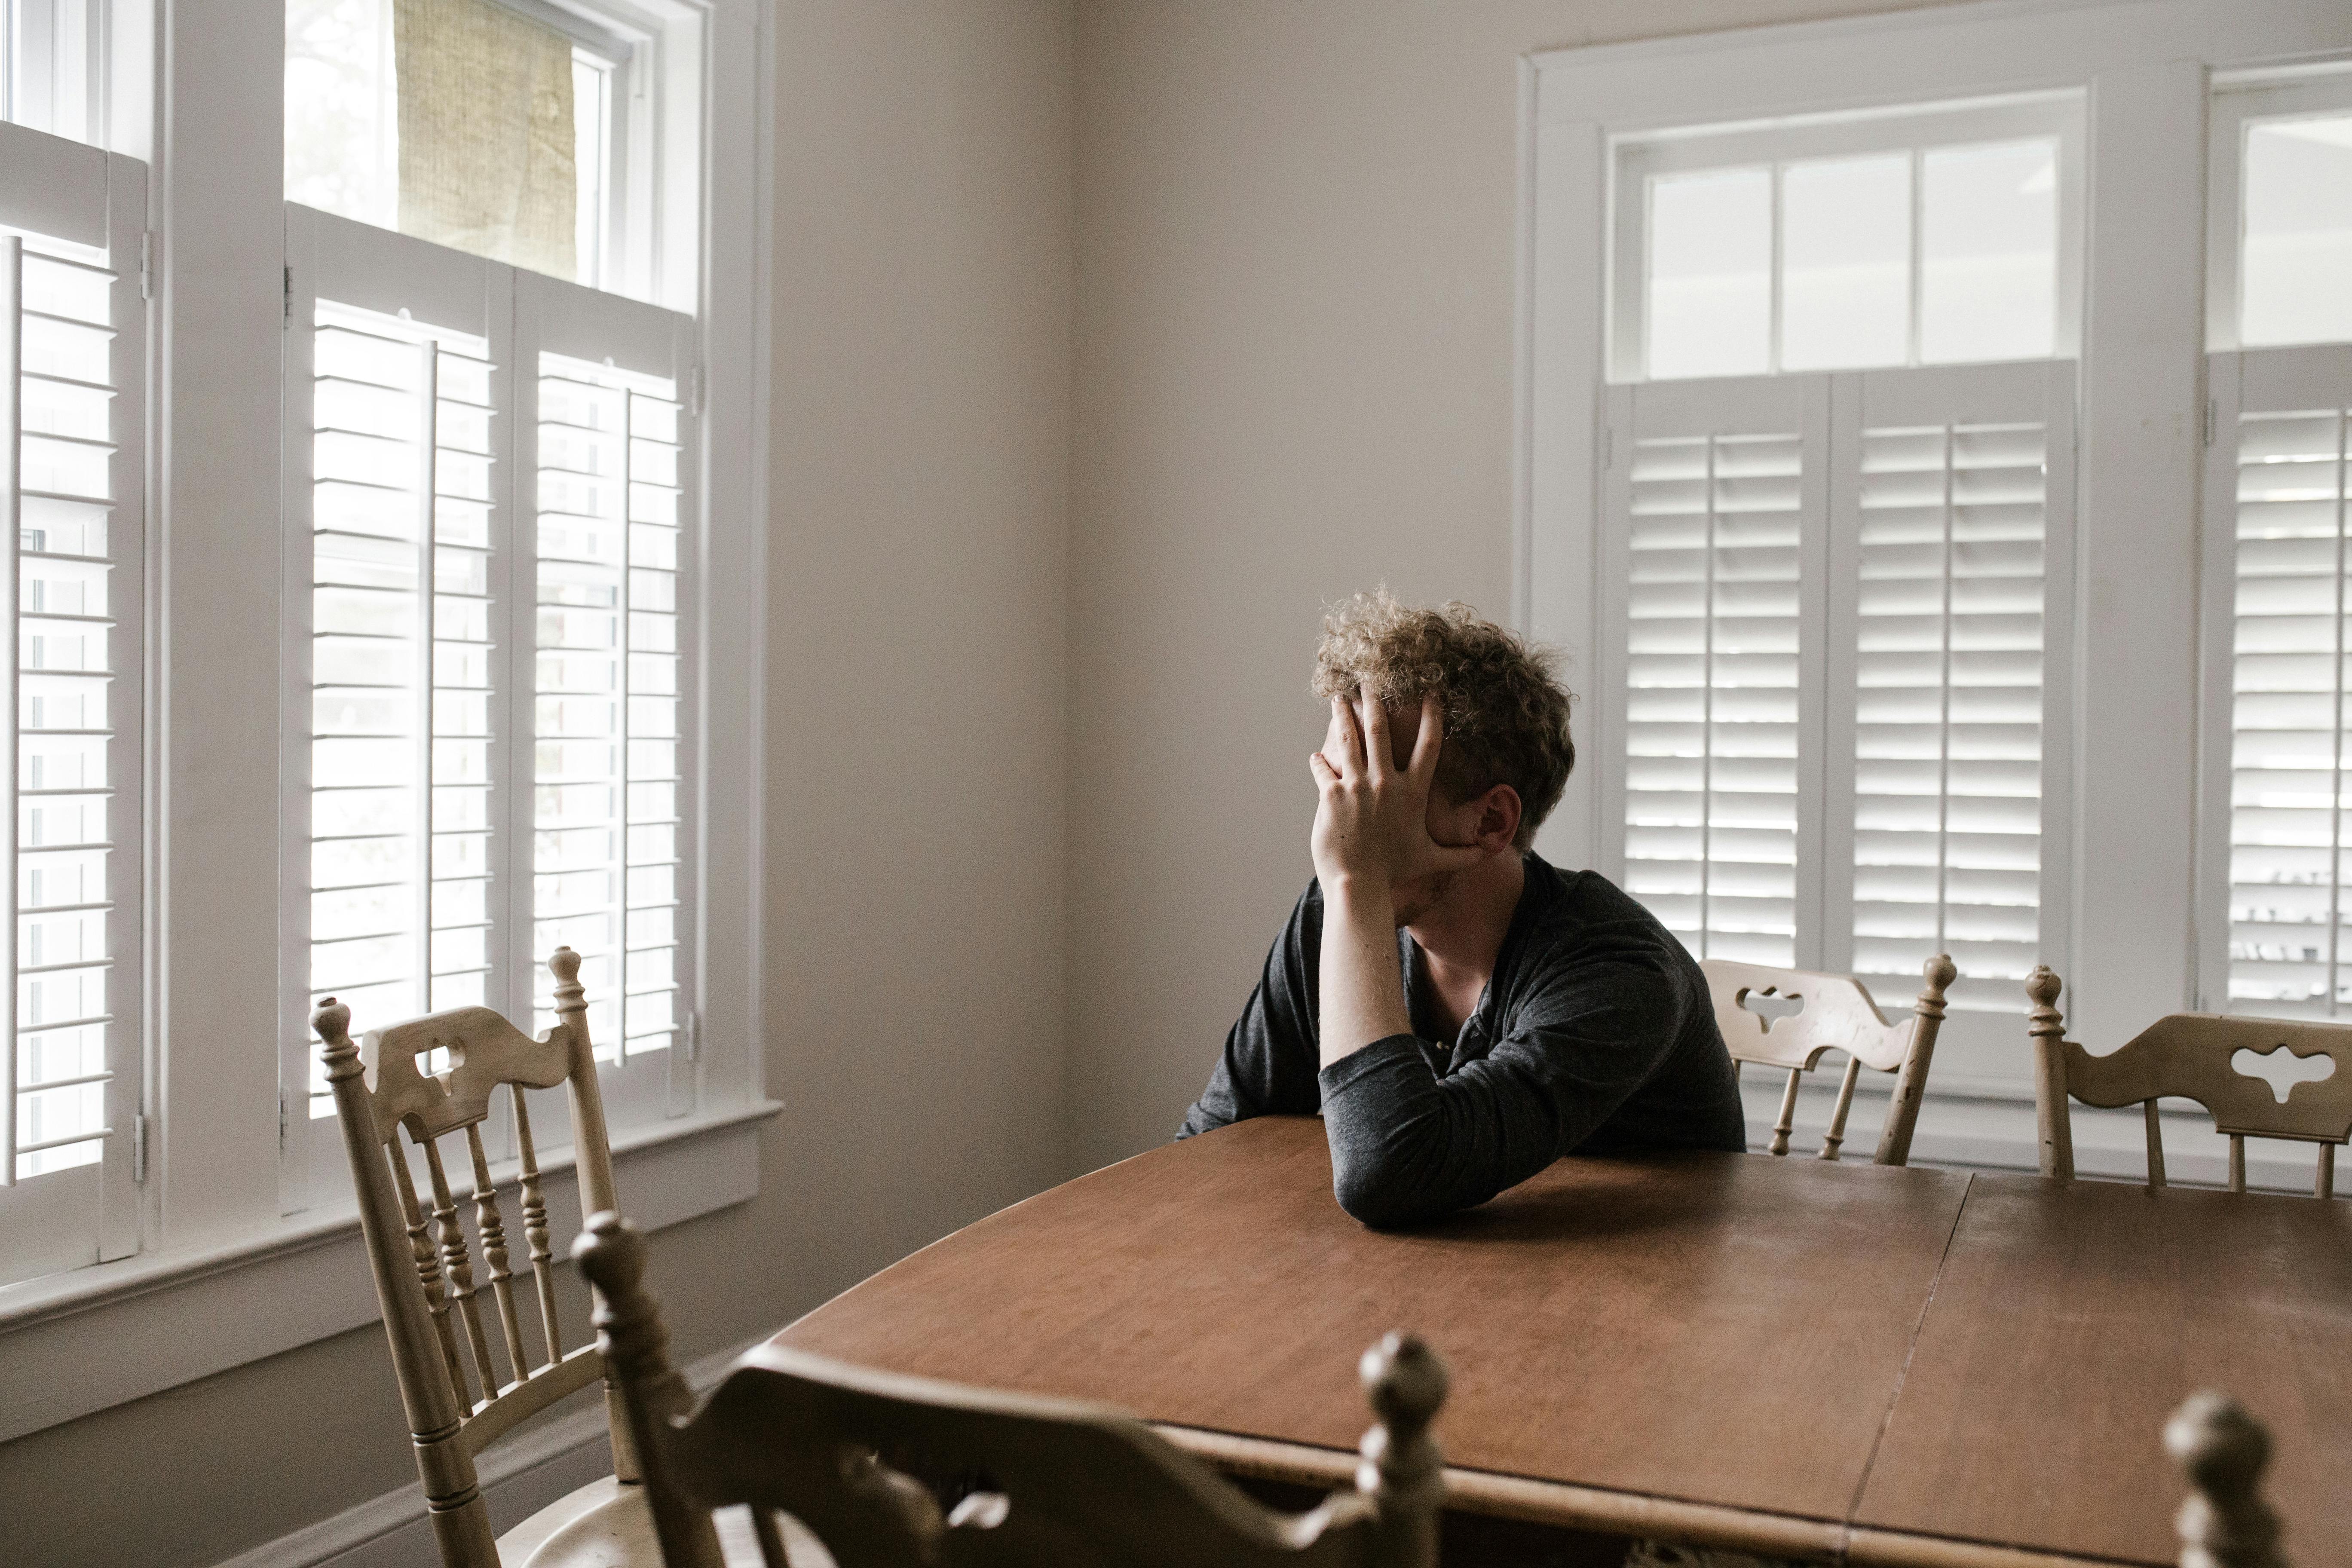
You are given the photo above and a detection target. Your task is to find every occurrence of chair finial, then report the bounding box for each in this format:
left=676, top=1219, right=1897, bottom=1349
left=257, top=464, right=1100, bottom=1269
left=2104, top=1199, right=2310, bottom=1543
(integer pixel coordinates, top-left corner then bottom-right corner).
left=2166, top=1391, right=2286, bottom=1568
left=1361, top=1331, right=1447, bottom=1431
left=2027, top=964, right=2063, bottom=1011
left=575, top=1210, right=646, bottom=1302
left=313, top=996, right=363, bottom=1084
left=550, top=945, right=583, bottom=986
left=1923, top=952, right=1958, bottom=996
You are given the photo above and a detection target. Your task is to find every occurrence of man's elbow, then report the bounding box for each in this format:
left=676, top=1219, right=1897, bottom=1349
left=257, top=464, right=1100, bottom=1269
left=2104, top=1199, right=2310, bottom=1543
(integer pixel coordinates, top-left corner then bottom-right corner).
left=1330, top=1155, right=1444, bottom=1229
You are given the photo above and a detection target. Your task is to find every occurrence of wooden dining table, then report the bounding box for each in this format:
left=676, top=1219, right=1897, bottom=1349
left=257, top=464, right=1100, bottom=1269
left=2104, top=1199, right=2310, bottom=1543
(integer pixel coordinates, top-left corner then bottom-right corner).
left=771, top=1117, right=2352, bottom=1566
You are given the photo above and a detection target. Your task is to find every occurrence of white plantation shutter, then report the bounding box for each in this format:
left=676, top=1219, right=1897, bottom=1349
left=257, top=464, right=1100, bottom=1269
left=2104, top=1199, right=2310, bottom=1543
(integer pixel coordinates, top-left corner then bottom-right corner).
left=518, top=273, right=696, bottom=1122
left=282, top=208, right=517, bottom=1154
left=2202, top=346, right=2352, bottom=1018
left=1833, top=363, right=2076, bottom=1017
left=1603, top=364, right=2074, bottom=1062
left=1603, top=377, right=1826, bottom=968
left=0, top=128, right=144, bottom=1287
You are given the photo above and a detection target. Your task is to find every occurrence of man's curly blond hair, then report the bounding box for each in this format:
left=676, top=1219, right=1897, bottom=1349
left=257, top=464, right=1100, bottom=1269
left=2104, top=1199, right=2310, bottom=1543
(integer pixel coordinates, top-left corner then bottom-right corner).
left=1311, top=588, right=1575, bottom=851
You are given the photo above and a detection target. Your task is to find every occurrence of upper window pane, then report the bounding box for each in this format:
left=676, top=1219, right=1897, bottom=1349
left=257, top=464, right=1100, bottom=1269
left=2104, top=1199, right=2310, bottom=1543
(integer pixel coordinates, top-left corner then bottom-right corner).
left=1781, top=153, right=1911, bottom=371
left=2240, top=113, right=2352, bottom=349
left=288, top=0, right=607, bottom=287
left=4, top=0, right=104, bottom=146
left=1646, top=167, right=1771, bottom=381
left=1920, top=140, right=2058, bottom=364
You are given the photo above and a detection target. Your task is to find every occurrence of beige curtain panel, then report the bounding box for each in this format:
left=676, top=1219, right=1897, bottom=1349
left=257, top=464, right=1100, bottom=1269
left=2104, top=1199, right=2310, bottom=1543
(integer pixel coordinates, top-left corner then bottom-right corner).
left=395, top=0, right=577, bottom=280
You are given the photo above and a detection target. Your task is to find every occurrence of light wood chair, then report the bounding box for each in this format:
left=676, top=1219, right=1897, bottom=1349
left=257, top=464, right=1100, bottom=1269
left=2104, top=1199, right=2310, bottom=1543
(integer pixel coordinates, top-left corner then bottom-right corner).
left=1702, top=954, right=1958, bottom=1165
left=2168, top=1390, right=2289, bottom=1568
left=315, top=947, right=644, bottom=1566
left=2024, top=966, right=2352, bottom=1194
left=572, top=1211, right=1452, bottom=1568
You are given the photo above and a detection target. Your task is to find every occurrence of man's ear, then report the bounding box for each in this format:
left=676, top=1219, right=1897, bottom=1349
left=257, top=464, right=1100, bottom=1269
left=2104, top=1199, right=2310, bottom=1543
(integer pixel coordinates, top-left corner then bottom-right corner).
left=1474, top=785, right=1523, bottom=851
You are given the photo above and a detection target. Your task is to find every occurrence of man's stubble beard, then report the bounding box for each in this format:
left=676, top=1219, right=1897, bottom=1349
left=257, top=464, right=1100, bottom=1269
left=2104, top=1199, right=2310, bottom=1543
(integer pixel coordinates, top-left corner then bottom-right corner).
left=1393, top=867, right=1463, bottom=929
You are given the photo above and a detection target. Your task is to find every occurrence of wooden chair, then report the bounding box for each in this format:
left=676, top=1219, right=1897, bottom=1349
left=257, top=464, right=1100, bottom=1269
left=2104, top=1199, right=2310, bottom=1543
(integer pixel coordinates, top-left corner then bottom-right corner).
left=2024, top=967, right=2352, bottom=1195
left=315, top=947, right=643, bottom=1566
left=2167, top=1390, right=2289, bottom=1568
left=1702, top=954, right=1957, bottom=1165
left=571, top=1211, right=1452, bottom=1568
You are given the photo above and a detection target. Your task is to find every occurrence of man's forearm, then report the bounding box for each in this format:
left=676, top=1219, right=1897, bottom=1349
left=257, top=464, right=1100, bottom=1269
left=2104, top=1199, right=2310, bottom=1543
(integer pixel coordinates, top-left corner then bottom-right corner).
left=1317, top=876, right=1413, bottom=1068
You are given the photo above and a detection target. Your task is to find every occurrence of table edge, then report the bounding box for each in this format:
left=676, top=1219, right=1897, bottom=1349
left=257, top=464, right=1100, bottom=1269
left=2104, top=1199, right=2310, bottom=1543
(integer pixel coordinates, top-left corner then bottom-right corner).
left=1154, top=1427, right=2147, bottom=1568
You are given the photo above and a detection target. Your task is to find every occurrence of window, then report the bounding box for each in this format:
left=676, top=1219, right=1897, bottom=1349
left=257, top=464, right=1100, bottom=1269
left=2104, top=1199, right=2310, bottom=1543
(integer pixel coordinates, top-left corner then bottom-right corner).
left=0, top=120, right=143, bottom=1289
left=0, top=0, right=760, bottom=1396
left=3, top=0, right=106, bottom=147
left=2200, top=67, right=2352, bottom=1022
left=1595, top=97, right=2082, bottom=1036
left=285, top=0, right=698, bottom=307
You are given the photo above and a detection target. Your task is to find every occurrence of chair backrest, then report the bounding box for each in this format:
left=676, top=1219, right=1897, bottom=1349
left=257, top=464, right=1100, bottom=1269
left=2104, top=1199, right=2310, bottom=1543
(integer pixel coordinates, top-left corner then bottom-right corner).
left=573, top=1213, right=1452, bottom=1568
left=2167, top=1390, right=2290, bottom=1568
left=2024, top=967, right=2352, bottom=1196
left=1701, top=954, right=1957, bottom=1165
left=313, top=946, right=628, bottom=1568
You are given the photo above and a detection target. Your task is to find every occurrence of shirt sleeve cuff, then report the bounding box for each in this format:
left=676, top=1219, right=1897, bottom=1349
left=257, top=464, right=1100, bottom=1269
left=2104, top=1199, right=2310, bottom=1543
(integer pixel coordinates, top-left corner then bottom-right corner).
left=1317, top=1033, right=1434, bottom=1099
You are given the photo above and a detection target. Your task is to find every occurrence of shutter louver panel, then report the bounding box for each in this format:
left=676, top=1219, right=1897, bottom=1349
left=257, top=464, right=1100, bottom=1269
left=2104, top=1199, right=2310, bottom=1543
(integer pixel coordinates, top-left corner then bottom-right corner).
left=305, top=302, right=500, bottom=1108
left=533, top=353, right=683, bottom=1062
left=1623, top=431, right=1804, bottom=965
left=1852, top=420, right=2046, bottom=1013
left=8, top=233, right=130, bottom=1181
left=2226, top=407, right=2349, bottom=1017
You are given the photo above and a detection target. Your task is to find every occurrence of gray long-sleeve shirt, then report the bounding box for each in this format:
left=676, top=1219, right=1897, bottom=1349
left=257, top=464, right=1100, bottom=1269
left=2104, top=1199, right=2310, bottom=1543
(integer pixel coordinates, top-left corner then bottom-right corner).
left=1179, top=854, right=1746, bottom=1226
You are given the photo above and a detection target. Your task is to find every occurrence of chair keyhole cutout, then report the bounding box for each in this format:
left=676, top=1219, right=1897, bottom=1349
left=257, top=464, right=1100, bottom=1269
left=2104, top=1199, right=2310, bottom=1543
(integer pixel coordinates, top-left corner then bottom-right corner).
left=2230, top=1043, right=2339, bottom=1105
left=1737, top=986, right=1805, bottom=1032
left=947, top=1491, right=1011, bottom=1530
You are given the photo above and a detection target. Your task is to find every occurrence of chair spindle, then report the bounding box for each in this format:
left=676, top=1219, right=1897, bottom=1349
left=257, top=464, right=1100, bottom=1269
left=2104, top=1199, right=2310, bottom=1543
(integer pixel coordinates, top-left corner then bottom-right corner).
left=2166, top=1391, right=2288, bottom=1568
left=2228, top=1134, right=2247, bottom=1194
left=391, top=1139, right=471, bottom=1405
left=422, top=1135, right=498, bottom=1407
left=1770, top=1068, right=1802, bottom=1157
left=2318, top=1145, right=2335, bottom=1200
left=1819, top=1057, right=1864, bottom=1161
left=511, top=1084, right=564, bottom=1366
left=749, top=1510, right=791, bottom=1568
left=465, top=1122, right=528, bottom=1387
left=2146, top=1100, right=2168, bottom=1189
left=2027, top=965, right=2075, bottom=1179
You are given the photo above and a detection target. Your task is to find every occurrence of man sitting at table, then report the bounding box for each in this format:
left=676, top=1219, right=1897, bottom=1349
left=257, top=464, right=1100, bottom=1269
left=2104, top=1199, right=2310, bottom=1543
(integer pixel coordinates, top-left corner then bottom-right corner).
left=1179, top=589, right=1746, bottom=1226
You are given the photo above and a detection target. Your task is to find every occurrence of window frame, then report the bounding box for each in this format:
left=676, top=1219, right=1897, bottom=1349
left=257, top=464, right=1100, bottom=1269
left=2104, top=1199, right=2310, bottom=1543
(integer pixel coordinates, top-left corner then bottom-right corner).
left=1525, top=0, right=2352, bottom=1171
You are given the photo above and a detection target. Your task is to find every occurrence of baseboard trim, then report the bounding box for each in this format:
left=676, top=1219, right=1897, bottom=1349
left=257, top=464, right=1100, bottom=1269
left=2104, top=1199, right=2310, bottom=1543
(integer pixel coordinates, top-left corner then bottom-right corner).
left=208, top=1336, right=764, bottom=1568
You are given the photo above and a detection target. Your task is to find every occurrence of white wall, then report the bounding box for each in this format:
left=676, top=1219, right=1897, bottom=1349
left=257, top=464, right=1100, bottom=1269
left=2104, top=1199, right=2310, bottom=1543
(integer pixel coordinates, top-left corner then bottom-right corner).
left=1063, top=0, right=1966, bottom=1170
left=0, top=3, right=1075, bottom=1562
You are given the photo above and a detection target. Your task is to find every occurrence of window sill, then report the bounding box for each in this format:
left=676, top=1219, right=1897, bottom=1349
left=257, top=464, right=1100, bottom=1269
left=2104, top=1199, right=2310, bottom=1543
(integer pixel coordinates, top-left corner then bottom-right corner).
left=0, top=1098, right=781, bottom=1445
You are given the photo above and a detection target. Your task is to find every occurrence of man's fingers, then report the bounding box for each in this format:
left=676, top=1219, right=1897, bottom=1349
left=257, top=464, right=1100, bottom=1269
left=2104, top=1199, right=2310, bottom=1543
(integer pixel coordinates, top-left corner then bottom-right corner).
left=1309, top=751, right=1338, bottom=787
left=1329, top=695, right=1366, bottom=780
left=1359, top=692, right=1392, bottom=781
left=1409, top=692, right=1444, bottom=778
